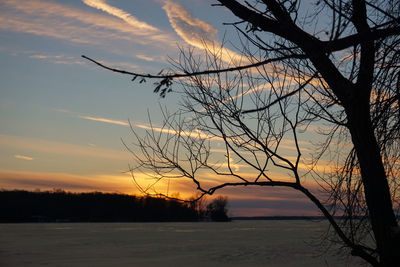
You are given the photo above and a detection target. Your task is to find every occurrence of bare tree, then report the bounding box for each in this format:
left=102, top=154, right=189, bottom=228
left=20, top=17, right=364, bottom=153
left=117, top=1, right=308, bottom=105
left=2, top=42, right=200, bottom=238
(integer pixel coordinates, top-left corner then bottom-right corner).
left=84, top=0, right=400, bottom=265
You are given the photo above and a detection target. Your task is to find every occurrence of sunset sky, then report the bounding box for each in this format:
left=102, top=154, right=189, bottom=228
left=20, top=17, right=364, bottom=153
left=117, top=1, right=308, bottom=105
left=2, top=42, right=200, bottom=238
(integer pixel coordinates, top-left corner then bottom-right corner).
left=0, top=0, right=325, bottom=216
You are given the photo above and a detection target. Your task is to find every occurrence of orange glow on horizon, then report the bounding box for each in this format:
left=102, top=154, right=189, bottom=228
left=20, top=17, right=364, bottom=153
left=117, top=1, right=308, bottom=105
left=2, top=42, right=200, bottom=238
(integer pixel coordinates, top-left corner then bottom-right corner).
left=0, top=169, right=197, bottom=198
left=0, top=169, right=323, bottom=216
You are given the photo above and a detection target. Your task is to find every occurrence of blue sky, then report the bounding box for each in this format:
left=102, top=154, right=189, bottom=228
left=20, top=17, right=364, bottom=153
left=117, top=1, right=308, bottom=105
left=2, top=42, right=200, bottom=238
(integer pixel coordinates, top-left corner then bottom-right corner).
left=0, top=0, right=324, bottom=216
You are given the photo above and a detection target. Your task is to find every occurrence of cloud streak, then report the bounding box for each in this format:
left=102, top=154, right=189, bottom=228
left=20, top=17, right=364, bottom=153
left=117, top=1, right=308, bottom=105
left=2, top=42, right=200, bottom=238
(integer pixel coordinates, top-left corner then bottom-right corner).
left=74, top=112, right=219, bottom=139
left=14, top=155, right=34, bottom=161
left=0, top=134, right=129, bottom=160
left=78, top=115, right=129, bottom=126
left=162, top=0, right=217, bottom=48
left=82, top=0, right=158, bottom=32
left=135, top=123, right=219, bottom=140
left=162, top=0, right=245, bottom=64
left=29, top=54, right=86, bottom=65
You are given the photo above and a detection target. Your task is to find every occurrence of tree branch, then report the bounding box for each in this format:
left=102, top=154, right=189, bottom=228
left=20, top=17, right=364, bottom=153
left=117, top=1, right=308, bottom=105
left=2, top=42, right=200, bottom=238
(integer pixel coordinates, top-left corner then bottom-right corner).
left=241, top=73, right=316, bottom=114
left=82, top=54, right=306, bottom=79
left=323, top=26, right=400, bottom=52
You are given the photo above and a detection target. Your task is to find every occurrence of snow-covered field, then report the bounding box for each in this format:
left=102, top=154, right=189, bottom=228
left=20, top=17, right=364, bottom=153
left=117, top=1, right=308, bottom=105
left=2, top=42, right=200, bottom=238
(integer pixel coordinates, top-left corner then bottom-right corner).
left=0, top=220, right=363, bottom=266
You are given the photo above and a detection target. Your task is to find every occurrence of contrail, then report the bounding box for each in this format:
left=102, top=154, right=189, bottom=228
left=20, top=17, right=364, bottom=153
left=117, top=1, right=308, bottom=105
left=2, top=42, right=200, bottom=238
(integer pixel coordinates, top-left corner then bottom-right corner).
left=82, top=0, right=158, bottom=32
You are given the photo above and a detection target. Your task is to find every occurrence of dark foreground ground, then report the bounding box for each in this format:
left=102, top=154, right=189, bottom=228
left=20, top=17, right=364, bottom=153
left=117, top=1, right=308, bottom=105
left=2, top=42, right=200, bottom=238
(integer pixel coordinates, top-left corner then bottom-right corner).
left=0, top=220, right=363, bottom=266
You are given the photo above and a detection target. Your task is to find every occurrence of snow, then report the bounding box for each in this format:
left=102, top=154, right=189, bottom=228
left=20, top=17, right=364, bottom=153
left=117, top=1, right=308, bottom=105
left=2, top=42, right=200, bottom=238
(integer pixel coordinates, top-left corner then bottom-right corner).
left=0, top=220, right=363, bottom=266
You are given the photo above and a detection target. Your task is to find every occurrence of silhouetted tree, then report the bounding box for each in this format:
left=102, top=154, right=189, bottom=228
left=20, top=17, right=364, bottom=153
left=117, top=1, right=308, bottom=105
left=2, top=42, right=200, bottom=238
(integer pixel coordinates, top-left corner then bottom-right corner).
left=188, top=193, right=208, bottom=220
left=84, top=0, right=400, bottom=265
left=206, top=196, right=230, bottom=222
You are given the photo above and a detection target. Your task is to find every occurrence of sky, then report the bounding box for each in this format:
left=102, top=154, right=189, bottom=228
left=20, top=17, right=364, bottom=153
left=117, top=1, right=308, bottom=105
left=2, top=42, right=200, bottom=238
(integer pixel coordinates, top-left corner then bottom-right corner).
left=0, top=0, right=325, bottom=216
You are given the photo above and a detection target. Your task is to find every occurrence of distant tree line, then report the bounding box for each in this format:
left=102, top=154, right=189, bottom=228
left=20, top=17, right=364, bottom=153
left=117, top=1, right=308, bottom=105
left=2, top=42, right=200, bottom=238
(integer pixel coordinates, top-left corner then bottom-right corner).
left=0, top=189, right=229, bottom=223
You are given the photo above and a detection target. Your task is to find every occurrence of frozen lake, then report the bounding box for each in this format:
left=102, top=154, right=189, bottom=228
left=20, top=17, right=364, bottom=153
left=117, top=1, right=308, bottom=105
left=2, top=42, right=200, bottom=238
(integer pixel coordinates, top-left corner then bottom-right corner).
left=0, top=220, right=363, bottom=266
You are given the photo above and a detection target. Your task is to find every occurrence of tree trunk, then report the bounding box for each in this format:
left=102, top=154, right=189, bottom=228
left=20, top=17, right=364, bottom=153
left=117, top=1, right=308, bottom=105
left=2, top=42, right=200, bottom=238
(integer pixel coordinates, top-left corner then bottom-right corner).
left=345, top=99, right=399, bottom=266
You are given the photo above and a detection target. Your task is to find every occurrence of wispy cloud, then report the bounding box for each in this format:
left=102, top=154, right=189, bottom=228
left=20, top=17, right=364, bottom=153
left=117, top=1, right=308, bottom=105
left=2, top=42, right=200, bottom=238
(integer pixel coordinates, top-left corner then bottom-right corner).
left=78, top=115, right=129, bottom=126
left=1, top=0, right=126, bottom=44
left=199, top=82, right=275, bottom=113
left=72, top=111, right=217, bottom=139
left=82, top=0, right=158, bottom=32
left=0, top=0, right=176, bottom=53
left=162, top=0, right=217, bottom=48
left=135, top=123, right=218, bottom=140
left=29, top=55, right=64, bottom=60
left=1, top=0, right=245, bottom=67
left=98, top=60, right=140, bottom=71
left=53, top=108, right=73, bottom=114
left=136, top=54, right=156, bottom=62
left=29, top=54, right=86, bottom=65
left=55, top=109, right=130, bottom=127
left=0, top=134, right=129, bottom=160
left=162, top=0, right=244, bottom=64
left=14, top=155, right=34, bottom=161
